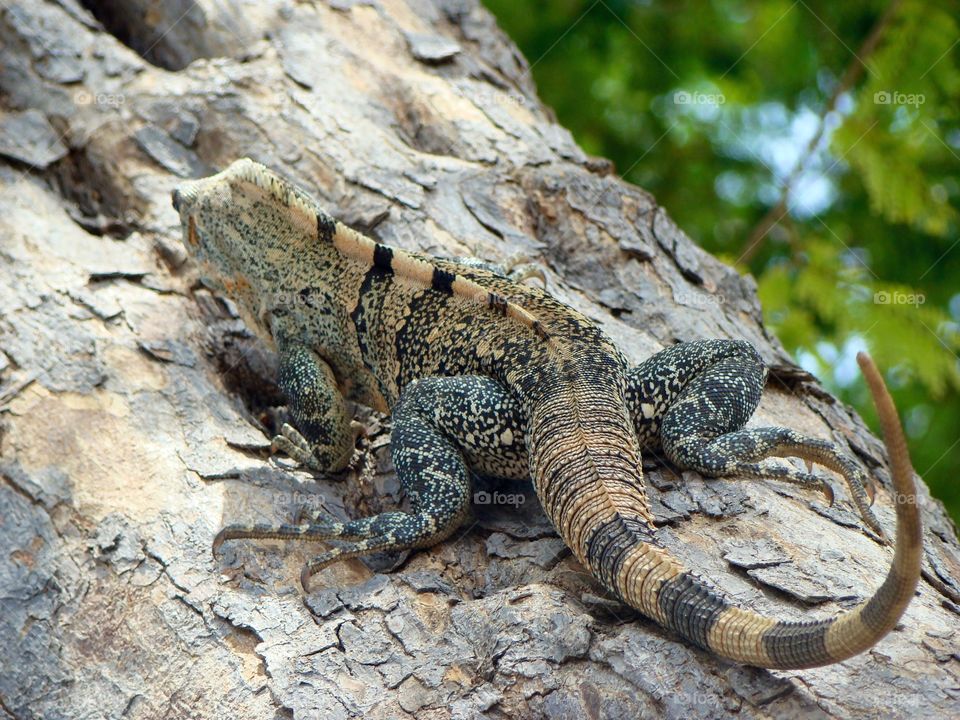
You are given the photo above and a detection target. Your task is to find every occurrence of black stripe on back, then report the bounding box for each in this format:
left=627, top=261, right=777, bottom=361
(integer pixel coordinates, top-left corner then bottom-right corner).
left=531, top=321, right=549, bottom=341
left=373, top=244, right=394, bottom=273
left=431, top=268, right=456, bottom=294
left=350, top=266, right=394, bottom=403
left=488, top=293, right=508, bottom=316
left=317, top=214, right=336, bottom=243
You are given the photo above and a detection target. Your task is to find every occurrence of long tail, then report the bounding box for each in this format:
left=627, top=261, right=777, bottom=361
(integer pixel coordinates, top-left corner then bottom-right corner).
left=534, top=352, right=921, bottom=669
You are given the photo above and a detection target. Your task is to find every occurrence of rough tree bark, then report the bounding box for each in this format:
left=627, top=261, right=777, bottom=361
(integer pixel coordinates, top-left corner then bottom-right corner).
left=1, top=1, right=958, bottom=719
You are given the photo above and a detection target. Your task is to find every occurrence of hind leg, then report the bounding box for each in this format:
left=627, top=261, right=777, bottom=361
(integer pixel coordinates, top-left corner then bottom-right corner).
left=214, top=375, right=529, bottom=590
left=626, top=340, right=881, bottom=536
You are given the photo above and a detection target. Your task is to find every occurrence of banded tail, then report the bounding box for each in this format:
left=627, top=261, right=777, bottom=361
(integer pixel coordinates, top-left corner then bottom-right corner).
left=532, top=352, right=921, bottom=669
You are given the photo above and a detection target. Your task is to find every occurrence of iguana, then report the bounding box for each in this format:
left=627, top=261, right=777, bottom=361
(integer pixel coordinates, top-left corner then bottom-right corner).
left=173, top=158, right=922, bottom=669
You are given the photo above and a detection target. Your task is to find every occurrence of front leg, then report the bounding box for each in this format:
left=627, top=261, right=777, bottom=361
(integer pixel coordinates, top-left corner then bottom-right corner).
left=272, top=342, right=357, bottom=473
left=626, top=340, right=882, bottom=536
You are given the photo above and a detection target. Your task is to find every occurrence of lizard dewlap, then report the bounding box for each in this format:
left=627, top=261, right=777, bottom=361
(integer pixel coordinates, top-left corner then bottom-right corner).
left=175, top=158, right=921, bottom=669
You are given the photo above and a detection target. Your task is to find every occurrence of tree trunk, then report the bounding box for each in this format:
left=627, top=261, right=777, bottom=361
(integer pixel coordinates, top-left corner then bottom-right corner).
left=1, top=2, right=958, bottom=718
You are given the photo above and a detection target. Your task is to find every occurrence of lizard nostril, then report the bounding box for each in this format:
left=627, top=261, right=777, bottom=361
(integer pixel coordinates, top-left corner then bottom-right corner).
left=171, top=188, right=181, bottom=212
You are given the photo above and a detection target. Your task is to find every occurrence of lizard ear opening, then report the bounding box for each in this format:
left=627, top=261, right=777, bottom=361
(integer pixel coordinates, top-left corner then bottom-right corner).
left=171, top=188, right=182, bottom=212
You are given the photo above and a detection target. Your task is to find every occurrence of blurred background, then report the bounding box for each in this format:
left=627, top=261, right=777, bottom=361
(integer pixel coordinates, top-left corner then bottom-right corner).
left=484, top=0, right=960, bottom=525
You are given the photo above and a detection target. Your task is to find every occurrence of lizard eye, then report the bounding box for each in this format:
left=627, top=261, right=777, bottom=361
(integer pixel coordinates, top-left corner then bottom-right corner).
left=171, top=189, right=182, bottom=212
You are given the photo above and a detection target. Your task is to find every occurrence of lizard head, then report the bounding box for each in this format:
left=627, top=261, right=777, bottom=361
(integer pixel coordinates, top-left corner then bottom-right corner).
left=172, top=158, right=302, bottom=342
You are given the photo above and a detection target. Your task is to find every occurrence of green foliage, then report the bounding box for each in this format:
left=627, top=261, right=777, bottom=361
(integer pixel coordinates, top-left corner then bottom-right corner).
left=485, top=0, right=960, bottom=525
left=839, top=1, right=960, bottom=235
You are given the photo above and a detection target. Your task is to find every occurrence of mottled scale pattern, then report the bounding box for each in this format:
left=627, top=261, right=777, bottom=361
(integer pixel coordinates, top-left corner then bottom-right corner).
left=177, top=159, right=921, bottom=670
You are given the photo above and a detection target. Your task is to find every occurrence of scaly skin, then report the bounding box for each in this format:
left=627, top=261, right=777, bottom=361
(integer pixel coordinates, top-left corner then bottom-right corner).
left=174, top=159, right=921, bottom=669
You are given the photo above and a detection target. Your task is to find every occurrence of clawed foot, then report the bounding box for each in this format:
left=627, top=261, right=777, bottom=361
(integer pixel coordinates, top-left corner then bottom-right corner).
left=212, top=515, right=350, bottom=593
left=809, top=459, right=885, bottom=541
left=214, top=526, right=397, bottom=594
left=300, top=549, right=344, bottom=593
left=271, top=421, right=366, bottom=475
left=763, top=439, right=887, bottom=540
left=509, top=264, right=547, bottom=286
left=503, top=253, right=547, bottom=287
left=272, top=423, right=325, bottom=471
left=735, top=461, right=836, bottom=506
left=727, top=457, right=885, bottom=541
left=793, top=462, right=885, bottom=541
left=455, top=254, right=547, bottom=287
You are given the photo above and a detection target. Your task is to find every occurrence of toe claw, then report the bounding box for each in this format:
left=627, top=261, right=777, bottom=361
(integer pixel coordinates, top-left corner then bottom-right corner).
left=212, top=528, right=229, bottom=555
left=350, top=420, right=367, bottom=439
left=821, top=481, right=835, bottom=506
left=869, top=522, right=890, bottom=545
